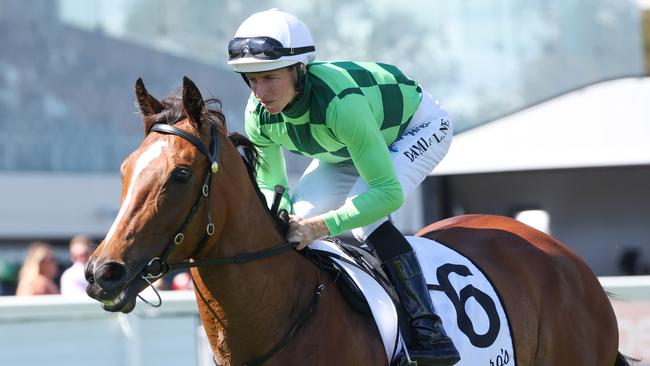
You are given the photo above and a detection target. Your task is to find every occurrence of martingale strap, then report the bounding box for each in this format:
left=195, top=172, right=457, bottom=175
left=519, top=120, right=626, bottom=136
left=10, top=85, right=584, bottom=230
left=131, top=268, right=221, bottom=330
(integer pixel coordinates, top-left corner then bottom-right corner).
left=243, top=283, right=325, bottom=366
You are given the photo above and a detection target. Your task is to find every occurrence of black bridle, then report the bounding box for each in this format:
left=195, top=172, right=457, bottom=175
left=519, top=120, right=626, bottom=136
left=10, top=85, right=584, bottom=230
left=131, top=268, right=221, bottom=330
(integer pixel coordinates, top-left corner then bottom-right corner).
left=140, top=122, right=323, bottom=366
left=143, top=123, right=220, bottom=276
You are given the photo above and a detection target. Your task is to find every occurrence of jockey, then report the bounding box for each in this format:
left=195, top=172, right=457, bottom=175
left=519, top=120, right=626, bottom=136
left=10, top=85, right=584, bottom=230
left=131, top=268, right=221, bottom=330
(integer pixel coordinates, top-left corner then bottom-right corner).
left=228, top=9, right=459, bottom=365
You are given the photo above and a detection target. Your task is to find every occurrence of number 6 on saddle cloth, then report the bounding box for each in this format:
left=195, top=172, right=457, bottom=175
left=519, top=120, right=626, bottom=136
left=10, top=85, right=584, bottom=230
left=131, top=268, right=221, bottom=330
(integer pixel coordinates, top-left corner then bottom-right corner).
left=304, top=237, right=516, bottom=366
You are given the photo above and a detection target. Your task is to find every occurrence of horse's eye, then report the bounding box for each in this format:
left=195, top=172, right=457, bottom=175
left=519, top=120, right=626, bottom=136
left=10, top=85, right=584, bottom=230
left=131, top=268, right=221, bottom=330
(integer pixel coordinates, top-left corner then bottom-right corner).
left=172, top=168, right=192, bottom=182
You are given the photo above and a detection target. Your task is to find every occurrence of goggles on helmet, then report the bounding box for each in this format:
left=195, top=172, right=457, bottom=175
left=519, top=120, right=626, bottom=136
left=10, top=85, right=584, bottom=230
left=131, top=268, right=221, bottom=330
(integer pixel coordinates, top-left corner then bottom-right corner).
left=228, top=36, right=315, bottom=61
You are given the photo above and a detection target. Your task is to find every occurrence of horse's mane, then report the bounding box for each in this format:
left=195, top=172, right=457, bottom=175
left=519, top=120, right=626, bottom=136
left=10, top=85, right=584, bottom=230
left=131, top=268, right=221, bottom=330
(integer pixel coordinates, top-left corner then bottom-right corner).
left=229, top=130, right=288, bottom=235
left=228, top=132, right=259, bottom=181
left=228, top=132, right=289, bottom=234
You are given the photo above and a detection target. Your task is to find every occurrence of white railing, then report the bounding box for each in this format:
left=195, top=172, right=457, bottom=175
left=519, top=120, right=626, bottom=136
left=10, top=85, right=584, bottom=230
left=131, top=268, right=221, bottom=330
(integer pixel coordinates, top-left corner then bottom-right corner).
left=0, top=277, right=648, bottom=366
left=0, top=290, right=213, bottom=366
left=600, top=275, right=650, bottom=365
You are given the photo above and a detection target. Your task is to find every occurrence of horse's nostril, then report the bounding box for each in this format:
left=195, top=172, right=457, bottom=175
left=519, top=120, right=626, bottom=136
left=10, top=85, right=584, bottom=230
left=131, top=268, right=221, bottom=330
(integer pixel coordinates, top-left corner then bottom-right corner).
left=96, top=262, right=127, bottom=285
left=85, top=258, right=96, bottom=283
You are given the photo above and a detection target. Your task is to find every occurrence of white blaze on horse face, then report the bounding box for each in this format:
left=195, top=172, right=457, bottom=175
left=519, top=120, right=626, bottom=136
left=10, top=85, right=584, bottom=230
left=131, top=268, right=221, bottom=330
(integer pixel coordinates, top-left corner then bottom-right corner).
left=103, top=140, right=169, bottom=248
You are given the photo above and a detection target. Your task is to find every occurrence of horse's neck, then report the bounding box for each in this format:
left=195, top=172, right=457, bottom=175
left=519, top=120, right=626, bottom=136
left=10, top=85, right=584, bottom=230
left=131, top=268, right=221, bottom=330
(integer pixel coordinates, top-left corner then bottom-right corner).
left=193, top=144, right=319, bottom=364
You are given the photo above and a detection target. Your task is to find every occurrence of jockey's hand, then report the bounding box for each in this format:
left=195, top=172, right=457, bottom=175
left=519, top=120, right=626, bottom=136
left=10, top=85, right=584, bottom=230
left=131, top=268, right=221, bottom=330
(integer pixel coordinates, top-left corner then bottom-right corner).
left=287, top=215, right=330, bottom=250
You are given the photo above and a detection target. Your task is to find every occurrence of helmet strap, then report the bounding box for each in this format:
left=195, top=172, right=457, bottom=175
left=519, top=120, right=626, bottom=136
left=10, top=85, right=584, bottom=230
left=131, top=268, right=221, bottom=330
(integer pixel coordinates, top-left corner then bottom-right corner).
left=240, top=73, right=251, bottom=88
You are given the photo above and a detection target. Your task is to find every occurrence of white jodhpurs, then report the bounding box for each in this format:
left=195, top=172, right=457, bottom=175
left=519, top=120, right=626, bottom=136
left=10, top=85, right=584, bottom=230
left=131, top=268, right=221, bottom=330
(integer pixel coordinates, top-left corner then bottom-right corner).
left=291, top=91, right=453, bottom=242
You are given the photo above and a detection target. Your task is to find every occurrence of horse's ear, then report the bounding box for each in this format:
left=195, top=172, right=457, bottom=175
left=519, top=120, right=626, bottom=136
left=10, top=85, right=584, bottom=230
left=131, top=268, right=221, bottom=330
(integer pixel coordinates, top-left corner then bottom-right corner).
left=135, top=78, right=164, bottom=116
left=135, top=78, right=164, bottom=133
left=182, top=76, right=205, bottom=130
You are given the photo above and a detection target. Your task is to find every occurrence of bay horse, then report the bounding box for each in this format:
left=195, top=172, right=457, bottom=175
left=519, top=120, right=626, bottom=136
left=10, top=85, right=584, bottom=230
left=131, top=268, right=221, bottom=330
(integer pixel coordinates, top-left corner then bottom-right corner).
left=86, top=76, right=629, bottom=366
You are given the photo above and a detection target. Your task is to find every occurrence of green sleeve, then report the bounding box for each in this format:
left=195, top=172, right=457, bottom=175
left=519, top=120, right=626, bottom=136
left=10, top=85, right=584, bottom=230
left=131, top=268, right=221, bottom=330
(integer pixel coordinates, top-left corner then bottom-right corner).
left=243, top=100, right=292, bottom=213
left=321, top=95, right=404, bottom=236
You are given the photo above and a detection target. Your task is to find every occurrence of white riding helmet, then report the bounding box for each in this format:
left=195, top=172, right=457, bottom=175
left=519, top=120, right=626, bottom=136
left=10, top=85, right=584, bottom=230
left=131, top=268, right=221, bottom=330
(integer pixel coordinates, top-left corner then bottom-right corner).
left=227, top=9, right=316, bottom=73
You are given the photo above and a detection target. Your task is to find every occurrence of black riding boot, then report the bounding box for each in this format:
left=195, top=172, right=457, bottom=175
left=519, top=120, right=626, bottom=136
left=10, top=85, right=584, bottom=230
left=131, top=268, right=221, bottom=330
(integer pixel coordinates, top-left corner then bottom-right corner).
left=383, top=251, right=460, bottom=366
left=367, top=221, right=460, bottom=366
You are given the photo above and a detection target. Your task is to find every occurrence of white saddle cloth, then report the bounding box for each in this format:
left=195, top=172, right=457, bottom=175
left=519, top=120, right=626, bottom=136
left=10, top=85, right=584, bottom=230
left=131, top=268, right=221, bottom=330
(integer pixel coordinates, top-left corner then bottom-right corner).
left=309, top=236, right=515, bottom=366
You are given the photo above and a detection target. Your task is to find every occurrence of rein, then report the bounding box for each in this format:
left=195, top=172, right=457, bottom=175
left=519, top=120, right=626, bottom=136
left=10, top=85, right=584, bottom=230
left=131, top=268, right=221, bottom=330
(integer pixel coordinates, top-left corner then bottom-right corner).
left=141, top=122, right=324, bottom=366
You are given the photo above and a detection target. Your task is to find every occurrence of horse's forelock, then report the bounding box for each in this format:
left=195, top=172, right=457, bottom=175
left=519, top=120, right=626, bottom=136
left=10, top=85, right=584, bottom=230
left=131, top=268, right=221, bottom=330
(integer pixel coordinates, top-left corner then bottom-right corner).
left=143, top=95, right=227, bottom=134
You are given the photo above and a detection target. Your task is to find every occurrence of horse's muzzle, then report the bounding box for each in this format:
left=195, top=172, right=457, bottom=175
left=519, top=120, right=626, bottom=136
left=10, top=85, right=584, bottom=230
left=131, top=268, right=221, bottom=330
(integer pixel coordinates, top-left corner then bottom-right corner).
left=85, top=260, right=139, bottom=313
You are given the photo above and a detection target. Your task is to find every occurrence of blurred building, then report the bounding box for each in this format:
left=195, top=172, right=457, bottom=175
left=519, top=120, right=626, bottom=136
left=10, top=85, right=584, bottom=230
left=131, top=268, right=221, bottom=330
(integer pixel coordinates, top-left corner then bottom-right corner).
left=0, top=0, right=250, bottom=244
left=424, top=77, right=650, bottom=276
left=0, top=0, right=646, bottom=275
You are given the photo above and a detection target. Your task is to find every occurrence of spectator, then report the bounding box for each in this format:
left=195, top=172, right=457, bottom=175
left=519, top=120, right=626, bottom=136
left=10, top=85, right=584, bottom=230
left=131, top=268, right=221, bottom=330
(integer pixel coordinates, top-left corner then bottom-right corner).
left=0, top=258, right=17, bottom=296
left=619, top=247, right=650, bottom=275
left=60, top=235, right=93, bottom=296
left=16, top=242, right=60, bottom=296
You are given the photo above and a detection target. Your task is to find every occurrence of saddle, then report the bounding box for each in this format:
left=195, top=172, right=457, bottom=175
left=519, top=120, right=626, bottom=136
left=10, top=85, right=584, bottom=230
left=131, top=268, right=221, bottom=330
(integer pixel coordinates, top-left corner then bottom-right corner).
left=302, top=238, right=413, bottom=349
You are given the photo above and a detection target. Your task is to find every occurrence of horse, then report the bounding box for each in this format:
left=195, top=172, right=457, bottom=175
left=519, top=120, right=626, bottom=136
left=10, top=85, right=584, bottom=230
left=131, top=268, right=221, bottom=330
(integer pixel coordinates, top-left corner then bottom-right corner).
left=86, top=76, right=629, bottom=366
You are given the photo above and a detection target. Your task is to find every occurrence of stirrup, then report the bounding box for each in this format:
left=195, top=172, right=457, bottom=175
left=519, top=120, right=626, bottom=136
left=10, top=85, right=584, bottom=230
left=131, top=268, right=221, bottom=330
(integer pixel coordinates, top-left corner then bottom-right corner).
left=395, top=335, right=418, bottom=366
left=396, top=355, right=418, bottom=366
